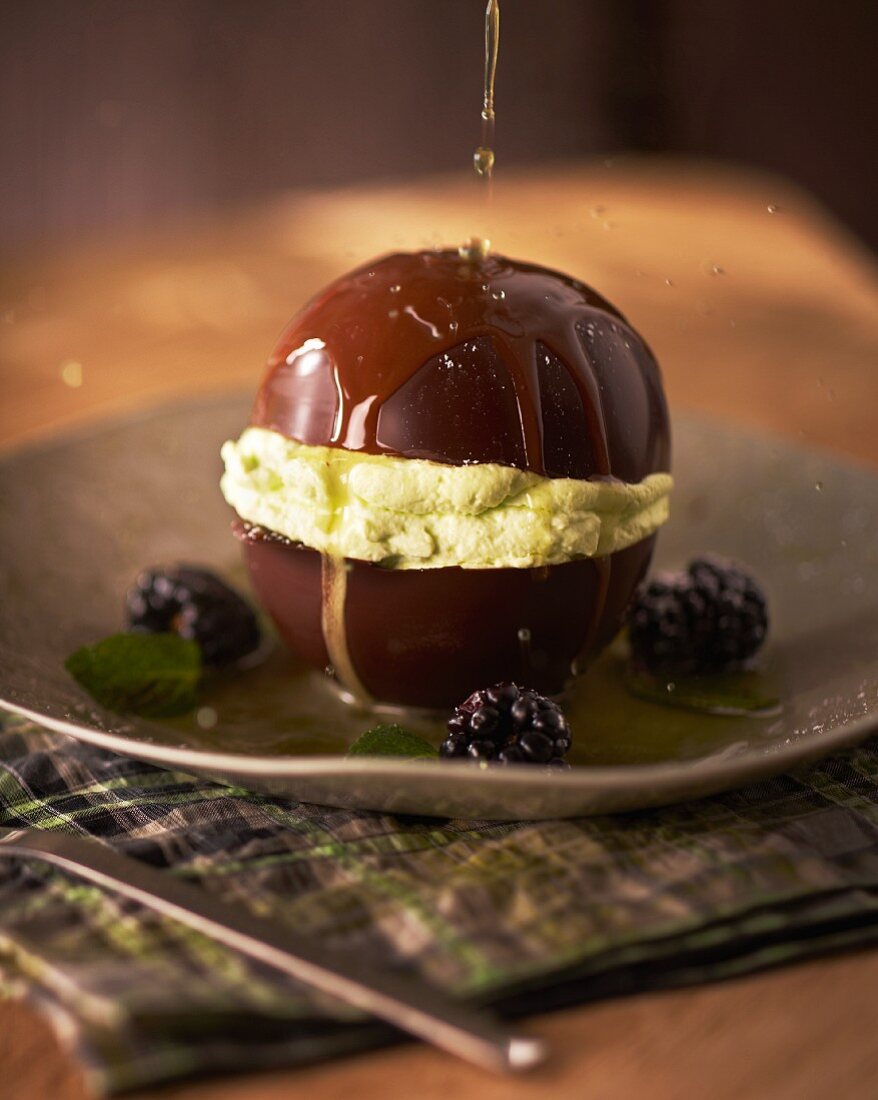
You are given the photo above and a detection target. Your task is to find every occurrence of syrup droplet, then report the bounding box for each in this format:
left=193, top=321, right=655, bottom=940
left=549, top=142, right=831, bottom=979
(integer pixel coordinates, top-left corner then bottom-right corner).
left=196, top=706, right=218, bottom=730
left=459, top=236, right=491, bottom=261
left=473, top=146, right=495, bottom=177
left=60, top=360, right=83, bottom=388
left=517, top=626, right=533, bottom=678
left=767, top=203, right=780, bottom=214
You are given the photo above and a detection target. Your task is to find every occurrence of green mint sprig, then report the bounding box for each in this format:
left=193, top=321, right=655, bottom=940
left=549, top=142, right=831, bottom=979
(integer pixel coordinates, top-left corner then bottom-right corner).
left=65, top=633, right=202, bottom=718
left=346, top=723, right=438, bottom=759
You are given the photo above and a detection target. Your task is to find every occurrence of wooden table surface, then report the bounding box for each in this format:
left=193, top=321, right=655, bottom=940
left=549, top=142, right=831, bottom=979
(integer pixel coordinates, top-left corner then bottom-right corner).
left=2, top=160, right=877, bottom=1099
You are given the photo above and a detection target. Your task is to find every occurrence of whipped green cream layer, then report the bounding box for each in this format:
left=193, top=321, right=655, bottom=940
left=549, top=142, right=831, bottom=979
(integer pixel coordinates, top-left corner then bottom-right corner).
left=221, top=427, right=672, bottom=570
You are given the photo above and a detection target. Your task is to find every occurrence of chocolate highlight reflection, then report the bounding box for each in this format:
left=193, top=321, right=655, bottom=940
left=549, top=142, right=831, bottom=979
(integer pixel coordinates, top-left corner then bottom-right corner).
left=227, top=250, right=671, bottom=709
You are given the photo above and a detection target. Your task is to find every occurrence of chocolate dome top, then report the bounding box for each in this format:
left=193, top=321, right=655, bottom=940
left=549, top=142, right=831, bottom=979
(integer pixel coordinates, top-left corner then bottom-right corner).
left=252, top=250, right=670, bottom=482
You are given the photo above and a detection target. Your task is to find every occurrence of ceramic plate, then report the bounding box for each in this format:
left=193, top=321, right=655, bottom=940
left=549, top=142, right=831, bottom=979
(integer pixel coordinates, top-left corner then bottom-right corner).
left=1, top=396, right=876, bottom=819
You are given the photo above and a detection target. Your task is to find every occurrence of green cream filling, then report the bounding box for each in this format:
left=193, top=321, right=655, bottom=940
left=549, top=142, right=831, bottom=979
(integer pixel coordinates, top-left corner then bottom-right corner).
left=220, top=427, right=673, bottom=570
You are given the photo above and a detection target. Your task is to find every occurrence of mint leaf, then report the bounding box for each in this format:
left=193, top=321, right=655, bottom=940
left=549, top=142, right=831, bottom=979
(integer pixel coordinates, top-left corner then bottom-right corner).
left=65, top=633, right=201, bottom=718
left=625, top=665, right=780, bottom=717
left=347, top=724, right=438, bottom=759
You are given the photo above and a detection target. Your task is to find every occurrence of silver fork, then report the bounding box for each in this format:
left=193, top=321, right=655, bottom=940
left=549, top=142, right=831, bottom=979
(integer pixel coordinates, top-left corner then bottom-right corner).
left=0, top=827, right=545, bottom=1073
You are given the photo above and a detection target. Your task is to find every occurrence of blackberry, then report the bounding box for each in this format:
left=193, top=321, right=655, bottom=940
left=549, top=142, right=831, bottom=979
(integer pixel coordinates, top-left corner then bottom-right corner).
left=126, top=566, right=261, bottom=667
left=440, top=682, right=572, bottom=767
left=629, top=554, right=768, bottom=673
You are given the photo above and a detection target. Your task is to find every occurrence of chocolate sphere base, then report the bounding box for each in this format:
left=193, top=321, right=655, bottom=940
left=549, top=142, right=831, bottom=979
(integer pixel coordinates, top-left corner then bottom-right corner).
left=237, top=527, right=655, bottom=710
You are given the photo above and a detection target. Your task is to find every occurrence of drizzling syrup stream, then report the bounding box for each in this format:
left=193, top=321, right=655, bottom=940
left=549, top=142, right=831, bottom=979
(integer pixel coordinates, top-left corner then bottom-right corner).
left=473, top=0, right=499, bottom=185
left=320, top=554, right=372, bottom=703
left=463, top=0, right=500, bottom=263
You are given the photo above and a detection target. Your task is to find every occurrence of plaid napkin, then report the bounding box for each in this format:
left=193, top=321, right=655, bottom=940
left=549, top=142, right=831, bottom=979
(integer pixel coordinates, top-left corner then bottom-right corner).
left=3, top=711, right=878, bottom=1094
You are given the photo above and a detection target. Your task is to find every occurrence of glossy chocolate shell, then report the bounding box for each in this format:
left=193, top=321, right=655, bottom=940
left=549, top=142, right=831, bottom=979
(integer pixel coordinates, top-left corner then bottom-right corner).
left=236, top=524, right=656, bottom=709
left=238, top=250, right=671, bottom=708
left=253, top=250, right=670, bottom=481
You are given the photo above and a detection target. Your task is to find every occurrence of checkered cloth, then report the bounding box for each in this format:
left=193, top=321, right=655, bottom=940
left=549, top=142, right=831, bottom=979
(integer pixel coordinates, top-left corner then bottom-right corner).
left=3, top=711, right=878, bottom=1094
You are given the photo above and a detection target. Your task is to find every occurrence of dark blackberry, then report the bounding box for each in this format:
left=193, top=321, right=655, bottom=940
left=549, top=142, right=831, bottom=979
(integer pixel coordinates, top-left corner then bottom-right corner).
left=440, top=683, right=572, bottom=767
left=629, top=554, right=768, bottom=673
left=126, top=566, right=261, bottom=667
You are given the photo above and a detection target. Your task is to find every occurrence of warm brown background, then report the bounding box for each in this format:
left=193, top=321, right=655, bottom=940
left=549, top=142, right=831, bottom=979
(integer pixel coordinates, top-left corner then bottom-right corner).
left=2, top=0, right=877, bottom=250
left=2, top=159, right=878, bottom=1100
left=2, top=3, right=878, bottom=1097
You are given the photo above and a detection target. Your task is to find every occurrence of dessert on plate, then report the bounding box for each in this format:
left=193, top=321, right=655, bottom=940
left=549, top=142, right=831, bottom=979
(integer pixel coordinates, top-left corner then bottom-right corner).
left=221, top=248, right=672, bottom=709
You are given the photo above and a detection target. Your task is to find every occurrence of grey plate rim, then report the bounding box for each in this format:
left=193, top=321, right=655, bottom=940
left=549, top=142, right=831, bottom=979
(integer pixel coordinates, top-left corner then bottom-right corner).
left=2, top=393, right=877, bottom=813
left=4, top=694, right=876, bottom=799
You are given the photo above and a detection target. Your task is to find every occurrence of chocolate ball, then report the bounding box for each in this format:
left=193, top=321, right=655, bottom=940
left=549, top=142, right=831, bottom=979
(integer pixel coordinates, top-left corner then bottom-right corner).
left=236, top=250, right=670, bottom=708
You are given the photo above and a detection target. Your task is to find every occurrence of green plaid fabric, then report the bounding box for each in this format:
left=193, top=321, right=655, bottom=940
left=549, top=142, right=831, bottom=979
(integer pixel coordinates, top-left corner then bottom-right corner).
left=3, top=710, right=878, bottom=1094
